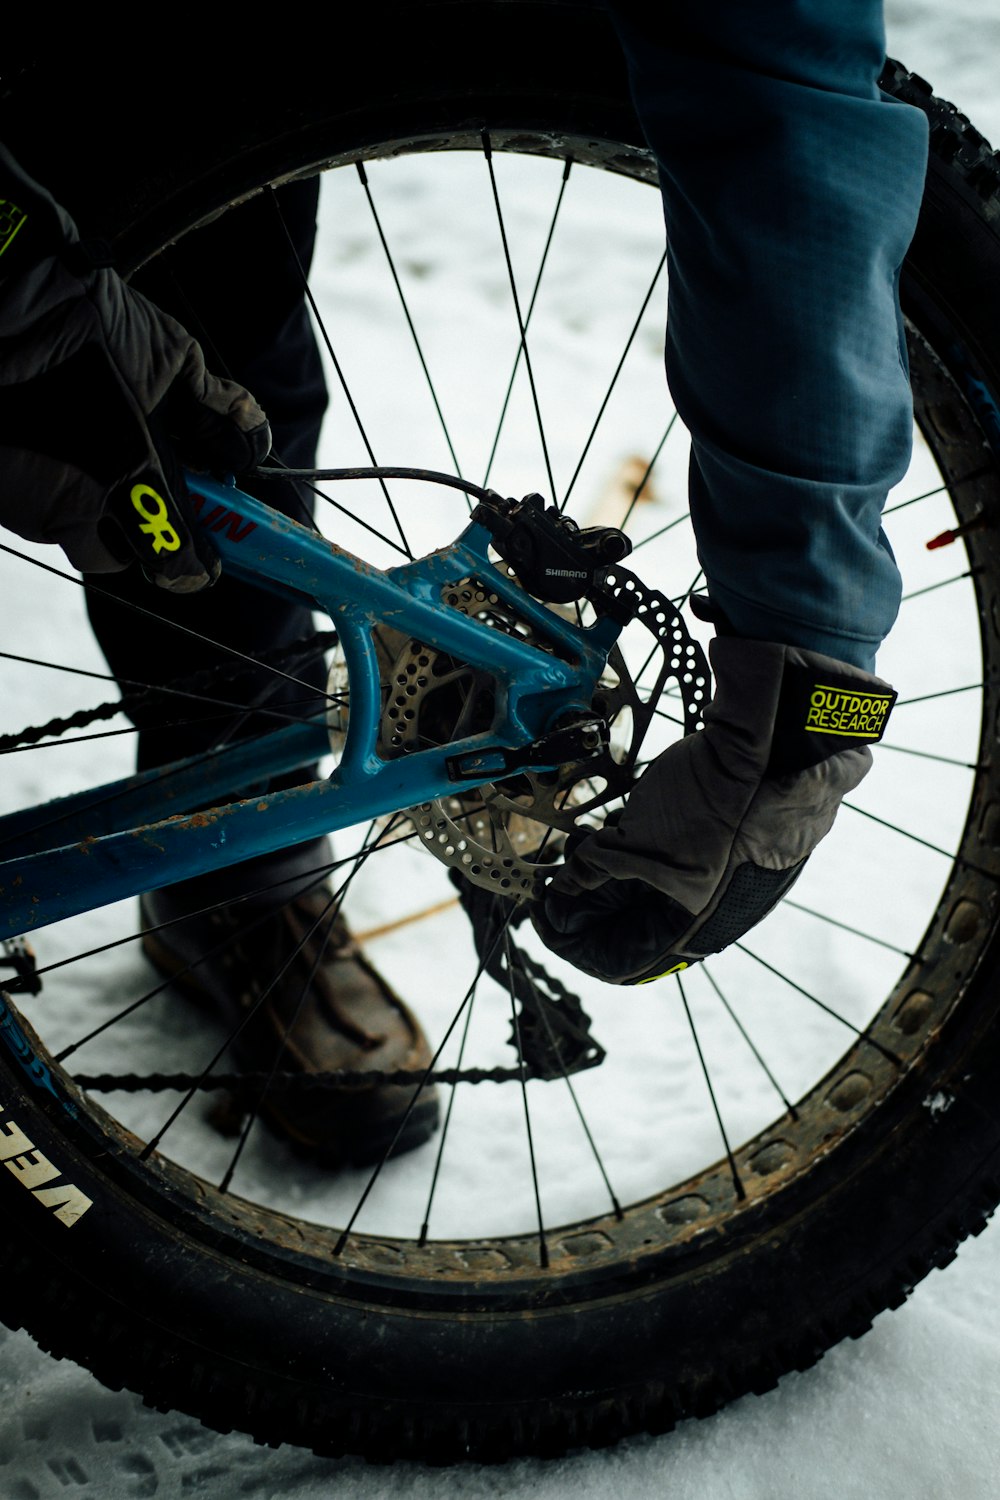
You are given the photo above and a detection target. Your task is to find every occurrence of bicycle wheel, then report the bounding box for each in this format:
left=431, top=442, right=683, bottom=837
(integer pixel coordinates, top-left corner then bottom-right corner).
left=1, top=11, right=1000, bottom=1462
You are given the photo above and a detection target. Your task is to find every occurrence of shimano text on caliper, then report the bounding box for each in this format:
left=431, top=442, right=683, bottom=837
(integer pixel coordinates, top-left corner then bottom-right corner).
left=473, top=492, right=633, bottom=605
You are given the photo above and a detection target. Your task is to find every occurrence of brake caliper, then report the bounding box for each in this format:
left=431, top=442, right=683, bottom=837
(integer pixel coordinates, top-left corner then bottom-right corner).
left=473, top=490, right=632, bottom=605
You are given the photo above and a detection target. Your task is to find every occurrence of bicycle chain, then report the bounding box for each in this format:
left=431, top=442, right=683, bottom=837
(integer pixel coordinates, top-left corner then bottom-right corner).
left=72, top=1062, right=530, bottom=1094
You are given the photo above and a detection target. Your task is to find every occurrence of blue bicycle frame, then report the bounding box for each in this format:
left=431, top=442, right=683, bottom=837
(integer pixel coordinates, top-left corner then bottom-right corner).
left=0, top=476, right=623, bottom=938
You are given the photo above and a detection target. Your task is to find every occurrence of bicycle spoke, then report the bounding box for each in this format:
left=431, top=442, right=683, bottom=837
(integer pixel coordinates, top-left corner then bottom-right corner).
left=616, top=414, right=679, bottom=535
left=41, top=847, right=350, bottom=989
left=332, top=899, right=522, bottom=1256
left=560, top=248, right=667, bottom=511
left=268, top=459, right=413, bottom=557
left=882, top=465, right=993, bottom=516
left=676, top=972, right=745, bottom=1201
left=735, top=943, right=902, bottom=1067
left=418, top=963, right=481, bottom=1246
left=48, top=834, right=426, bottom=1066
left=529, top=960, right=623, bottom=1219
left=781, top=898, right=918, bottom=959
left=0, top=649, right=332, bottom=728
left=266, top=188, right=415, bottom=561
left=673, top=568, right=705, bottom=609
left=630, top=508, right=691, bottom=553
left=883, top=480, right=948, bottom=516
left=136, top=263, right=318, bottom=532
left=652, top=705, right=686, bottom=727
left=55, top=853, right=346, bottom=1063
left=844, top=801, right=997, bottom=883
left=842, top=800, right=957, bottom=861
left=900, top=569, right=974, bottom=602
left=632, top=639, right=665, bottom=690
left=138, top=893, right=344, bottom=1161
left=504, top=928, right=549, bottom=1267
left=137, top=823, right=405, bottom=1162
left=356, top=162, right=467, bottom=498
left=701, top=966, right=798, bottom=1122
left=248, top=452, right=322, bottom=532
left=894, top=682, right=982, bottom=708
left=483, top=158, right=573, bottom=489
left=482, top=131, right=557, bottom=502
left=879, top=742, right=981, bottom=770
left=218, top=818, right=391, bottom=1193
left=263, top=468, right=413, bottom=557
left=1, top=721, right=227, bottom=753
left=0, top=541, right=336, bottom=706
left=57, top=962, right=213, bottom=1065
left=1, top=701, right=328, bottom=757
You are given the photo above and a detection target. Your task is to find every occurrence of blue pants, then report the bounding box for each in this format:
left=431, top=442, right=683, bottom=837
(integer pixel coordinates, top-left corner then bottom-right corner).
left=609, top=1, right=929, bottom=670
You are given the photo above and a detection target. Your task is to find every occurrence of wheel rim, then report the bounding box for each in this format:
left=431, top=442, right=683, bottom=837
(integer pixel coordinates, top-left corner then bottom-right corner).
left=0, top=127, right=995, bottom=1294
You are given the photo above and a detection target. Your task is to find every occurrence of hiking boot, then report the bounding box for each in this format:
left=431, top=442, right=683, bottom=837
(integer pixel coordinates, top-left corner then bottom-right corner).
left=140, top=841, right=439, bottom=1165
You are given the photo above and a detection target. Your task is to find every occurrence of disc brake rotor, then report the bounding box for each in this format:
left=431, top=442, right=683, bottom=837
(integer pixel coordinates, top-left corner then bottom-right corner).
left=327, top=572, right=709, bottom=898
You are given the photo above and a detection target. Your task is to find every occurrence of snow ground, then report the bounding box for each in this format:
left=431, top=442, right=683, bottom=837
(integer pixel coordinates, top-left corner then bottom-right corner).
left=3, top=6, right=1000, bottom=1496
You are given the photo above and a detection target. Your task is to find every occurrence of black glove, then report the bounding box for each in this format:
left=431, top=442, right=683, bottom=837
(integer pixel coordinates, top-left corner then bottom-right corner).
left=0, top=144, right=271, bottom=593
left=532, top=636, right=896, bottom=984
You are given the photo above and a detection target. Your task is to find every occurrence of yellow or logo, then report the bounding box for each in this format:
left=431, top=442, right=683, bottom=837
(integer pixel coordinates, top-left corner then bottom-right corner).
left=805, top=684, right=893, bottom=739
left=0, top=199, right=27, bottom=259
left=130, top=484, right=182, bottom=554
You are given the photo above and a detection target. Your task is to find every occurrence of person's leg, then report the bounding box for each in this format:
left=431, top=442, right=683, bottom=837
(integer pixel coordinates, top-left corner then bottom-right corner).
left=608, top=0, right=929, bottom=670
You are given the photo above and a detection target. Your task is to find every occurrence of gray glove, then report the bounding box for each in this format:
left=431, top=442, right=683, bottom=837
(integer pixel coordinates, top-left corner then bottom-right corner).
left=0, top=144, right=270, bottom=592
left=532, top=636, right=896, bottom=985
